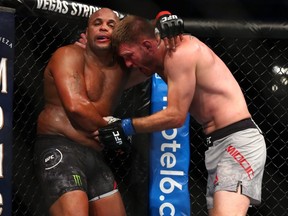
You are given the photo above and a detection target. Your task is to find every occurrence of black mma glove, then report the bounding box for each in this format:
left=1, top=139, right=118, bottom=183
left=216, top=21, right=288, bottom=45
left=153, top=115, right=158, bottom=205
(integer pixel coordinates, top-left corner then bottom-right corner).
left=155, top=11, right=184, bottom=39
left=98, top=118, right=135, bottom=150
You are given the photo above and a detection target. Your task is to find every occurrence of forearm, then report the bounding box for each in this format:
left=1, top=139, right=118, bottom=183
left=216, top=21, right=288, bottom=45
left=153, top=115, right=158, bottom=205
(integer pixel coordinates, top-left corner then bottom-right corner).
left=96, top=108, right=187, bottom=150
left=132, top=109, right=185, bottom=134
left=66, top=102, right=107, bottom=132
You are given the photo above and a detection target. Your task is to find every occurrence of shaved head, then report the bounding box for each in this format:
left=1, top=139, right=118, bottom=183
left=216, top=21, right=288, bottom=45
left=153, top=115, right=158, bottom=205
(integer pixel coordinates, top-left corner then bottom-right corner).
left=88, top=8, right=120, bottom=26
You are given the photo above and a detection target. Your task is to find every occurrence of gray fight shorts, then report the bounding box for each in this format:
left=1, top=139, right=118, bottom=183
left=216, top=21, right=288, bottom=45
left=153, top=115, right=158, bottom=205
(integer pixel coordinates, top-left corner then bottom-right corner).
left=205, top=118, right=266, bottom=209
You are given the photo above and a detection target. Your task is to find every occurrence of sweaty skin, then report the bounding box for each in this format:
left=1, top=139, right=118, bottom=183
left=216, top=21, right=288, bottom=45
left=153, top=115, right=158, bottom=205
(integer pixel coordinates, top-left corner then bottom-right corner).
left=111, top=16, right=259, bottom=216
left=37, top=9, right=179, bottom=216
left=37, top=9, right=129, bottom=151
left=119, top=35, right=251, bottom=135
left=36, top=8, right=134, bottom=216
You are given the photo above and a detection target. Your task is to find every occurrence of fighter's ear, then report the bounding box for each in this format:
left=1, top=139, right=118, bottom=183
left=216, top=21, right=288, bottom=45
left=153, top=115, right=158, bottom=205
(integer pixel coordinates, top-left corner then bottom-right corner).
left=142, top=40, right=153, bottom=51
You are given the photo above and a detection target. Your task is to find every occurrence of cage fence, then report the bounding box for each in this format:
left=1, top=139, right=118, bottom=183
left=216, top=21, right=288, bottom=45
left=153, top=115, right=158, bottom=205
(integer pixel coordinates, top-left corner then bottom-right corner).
left=7, top=4, right=288, bottom=216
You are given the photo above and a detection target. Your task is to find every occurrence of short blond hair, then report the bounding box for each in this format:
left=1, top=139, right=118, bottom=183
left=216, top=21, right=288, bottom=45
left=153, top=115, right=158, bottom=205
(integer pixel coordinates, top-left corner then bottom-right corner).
left=112, top=15, right=155, bottom=51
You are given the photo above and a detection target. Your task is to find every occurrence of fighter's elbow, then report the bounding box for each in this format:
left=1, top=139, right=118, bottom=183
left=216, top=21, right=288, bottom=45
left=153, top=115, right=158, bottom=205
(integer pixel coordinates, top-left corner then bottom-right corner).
left=168, top=113, right=187, bottom=129
left=65, top=102, right=87, bottom=118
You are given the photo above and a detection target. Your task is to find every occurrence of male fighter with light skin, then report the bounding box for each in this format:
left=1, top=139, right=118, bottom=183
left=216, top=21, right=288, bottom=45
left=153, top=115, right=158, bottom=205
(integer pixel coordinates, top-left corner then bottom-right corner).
left=97, top=15, right=267, bottom=216
left=34, top=8, right=183, bottom=216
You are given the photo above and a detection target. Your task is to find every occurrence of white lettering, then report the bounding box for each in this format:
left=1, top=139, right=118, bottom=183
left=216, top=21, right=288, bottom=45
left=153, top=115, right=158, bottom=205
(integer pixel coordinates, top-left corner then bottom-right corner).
left=48, top=0, right=56, bottom=11
left=162, top=128, right=177, bottom=140
left=0, top=107, right=3, bottom=129
left=155, top=84, right=188, bottom=215
left=0, top=37, right=12, bottom=48
left=160, top=170, right=184, bottom=176
left=71, top=3, right=99, bottom=17
left=161, top=15, right=178, bottom=22
left=36, top=0, right=44, bottom=9
left=37, top=0, right=69, bottom=14
left=0, top=144, right=3, bottom=178
left=159, top=202, right=175, bottom=216
left=42, top=0, right=49, bottom=10
left=161, top=140, right=180, bottom=152
left=0, top=193, right=3, bottom=215
left=160, top=177, right=182, bottom=194
left=160, top=152, right=176, bottom=168
left=55, top=0, right=62, bottom=13
left=0, top=58, right=8, bottom=93
left=62, top=1, right=68, bottom=14
left=36, top=0, right=103, bottom=18
left=82, top=5, right=90, bottom=17
left=88, top=6, right=97, bottom=16
left=70, top=2, right=77, bottom=16
left=45, top=154, right=54, bottom=163
left=112, top=131, right=123, bottom=145
left=77, top=3, right=84, bottom=16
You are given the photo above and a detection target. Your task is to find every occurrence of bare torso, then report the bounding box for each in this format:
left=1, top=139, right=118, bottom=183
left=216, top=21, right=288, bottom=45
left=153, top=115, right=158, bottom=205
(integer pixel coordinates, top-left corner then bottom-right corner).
left=37, top=44, right=128, bottom=150
left=162, top=36, right=251, bottom=134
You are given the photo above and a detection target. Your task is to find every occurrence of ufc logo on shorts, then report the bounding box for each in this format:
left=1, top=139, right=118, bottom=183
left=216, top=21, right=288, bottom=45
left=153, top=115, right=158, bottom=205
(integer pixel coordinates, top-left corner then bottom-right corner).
left=112, top=131, right=123, bottom=145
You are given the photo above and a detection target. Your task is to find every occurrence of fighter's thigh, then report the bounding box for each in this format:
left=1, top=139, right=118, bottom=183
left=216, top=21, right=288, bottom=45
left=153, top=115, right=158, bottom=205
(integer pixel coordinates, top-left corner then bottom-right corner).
left=89, top=191, right=126, bottom=216
left=49, top=190, right=89, bottom=216
left=210, top=190, right=250, bottom=216
left=35, top=144, right=88, bottom=208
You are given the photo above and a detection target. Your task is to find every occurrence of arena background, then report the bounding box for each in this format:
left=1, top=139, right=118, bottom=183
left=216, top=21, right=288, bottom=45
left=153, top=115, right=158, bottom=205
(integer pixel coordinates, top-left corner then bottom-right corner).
left=0, top=0, right=287, bottom=215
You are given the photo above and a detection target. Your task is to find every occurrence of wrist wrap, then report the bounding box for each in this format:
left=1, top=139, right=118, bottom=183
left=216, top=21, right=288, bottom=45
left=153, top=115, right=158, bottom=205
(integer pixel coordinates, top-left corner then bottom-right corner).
left=121, top=118, right=136, bottom=136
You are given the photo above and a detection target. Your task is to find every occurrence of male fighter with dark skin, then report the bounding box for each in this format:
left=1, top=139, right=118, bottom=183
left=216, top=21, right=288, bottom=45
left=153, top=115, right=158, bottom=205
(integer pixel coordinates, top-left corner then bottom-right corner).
left=97, top=15, right=267, bottom=216
left=35, top=8, right=128, bottom=216
left=35, top=8, right=182, bottom=216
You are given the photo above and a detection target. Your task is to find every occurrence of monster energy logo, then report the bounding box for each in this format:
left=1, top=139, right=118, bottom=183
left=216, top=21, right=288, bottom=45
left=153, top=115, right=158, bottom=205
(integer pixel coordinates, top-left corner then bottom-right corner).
left=73, top=174, right=82, bottom=186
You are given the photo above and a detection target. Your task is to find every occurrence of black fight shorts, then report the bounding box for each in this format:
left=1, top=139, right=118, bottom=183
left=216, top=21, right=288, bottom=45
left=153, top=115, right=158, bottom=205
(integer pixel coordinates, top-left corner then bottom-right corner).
left=34, top=135, right=117, bottom=208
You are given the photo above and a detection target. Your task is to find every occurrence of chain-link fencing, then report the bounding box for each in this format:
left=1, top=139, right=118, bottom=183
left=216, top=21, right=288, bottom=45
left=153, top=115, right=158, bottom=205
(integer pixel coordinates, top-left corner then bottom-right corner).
left=5, top=3, right=288, bottom=216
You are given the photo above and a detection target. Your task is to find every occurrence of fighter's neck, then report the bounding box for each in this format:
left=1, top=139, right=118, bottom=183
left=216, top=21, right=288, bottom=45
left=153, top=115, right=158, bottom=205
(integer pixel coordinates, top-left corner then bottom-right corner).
left=86, top=49, right=116, bottom=67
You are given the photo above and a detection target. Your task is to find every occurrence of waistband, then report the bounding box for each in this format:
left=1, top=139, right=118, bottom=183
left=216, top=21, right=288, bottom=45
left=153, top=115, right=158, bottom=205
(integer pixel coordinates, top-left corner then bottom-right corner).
left=36, top=134, right=70, bottom=141
left=205, top=118, right=257, bottom=147
left=35, top=134, right=92, bottom=151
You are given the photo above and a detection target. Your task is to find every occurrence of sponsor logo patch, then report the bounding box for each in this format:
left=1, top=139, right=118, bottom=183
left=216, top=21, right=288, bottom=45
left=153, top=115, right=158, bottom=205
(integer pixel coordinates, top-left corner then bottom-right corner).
left=42, top=148, right=63, bottom=170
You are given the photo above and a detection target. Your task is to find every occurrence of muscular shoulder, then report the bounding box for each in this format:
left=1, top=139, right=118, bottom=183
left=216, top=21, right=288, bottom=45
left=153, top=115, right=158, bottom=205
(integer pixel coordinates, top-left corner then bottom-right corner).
left=50, top=44, right=84, bottom=64
left=165, top=36, right=199, bottom=69
left=168, top=36, right=214, bottom=68
left=166, top=36, right=198, bottom=61
left=47, top=44, right=84, bottom=73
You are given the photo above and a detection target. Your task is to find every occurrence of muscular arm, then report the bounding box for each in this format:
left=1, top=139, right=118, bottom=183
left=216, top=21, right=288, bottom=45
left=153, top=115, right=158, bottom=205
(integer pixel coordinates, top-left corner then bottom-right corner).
left=132, top=46, right=196, bottom=133
left=96, top=42, right=197, bottom=149
left=48, top=45, right=107, bottom=132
